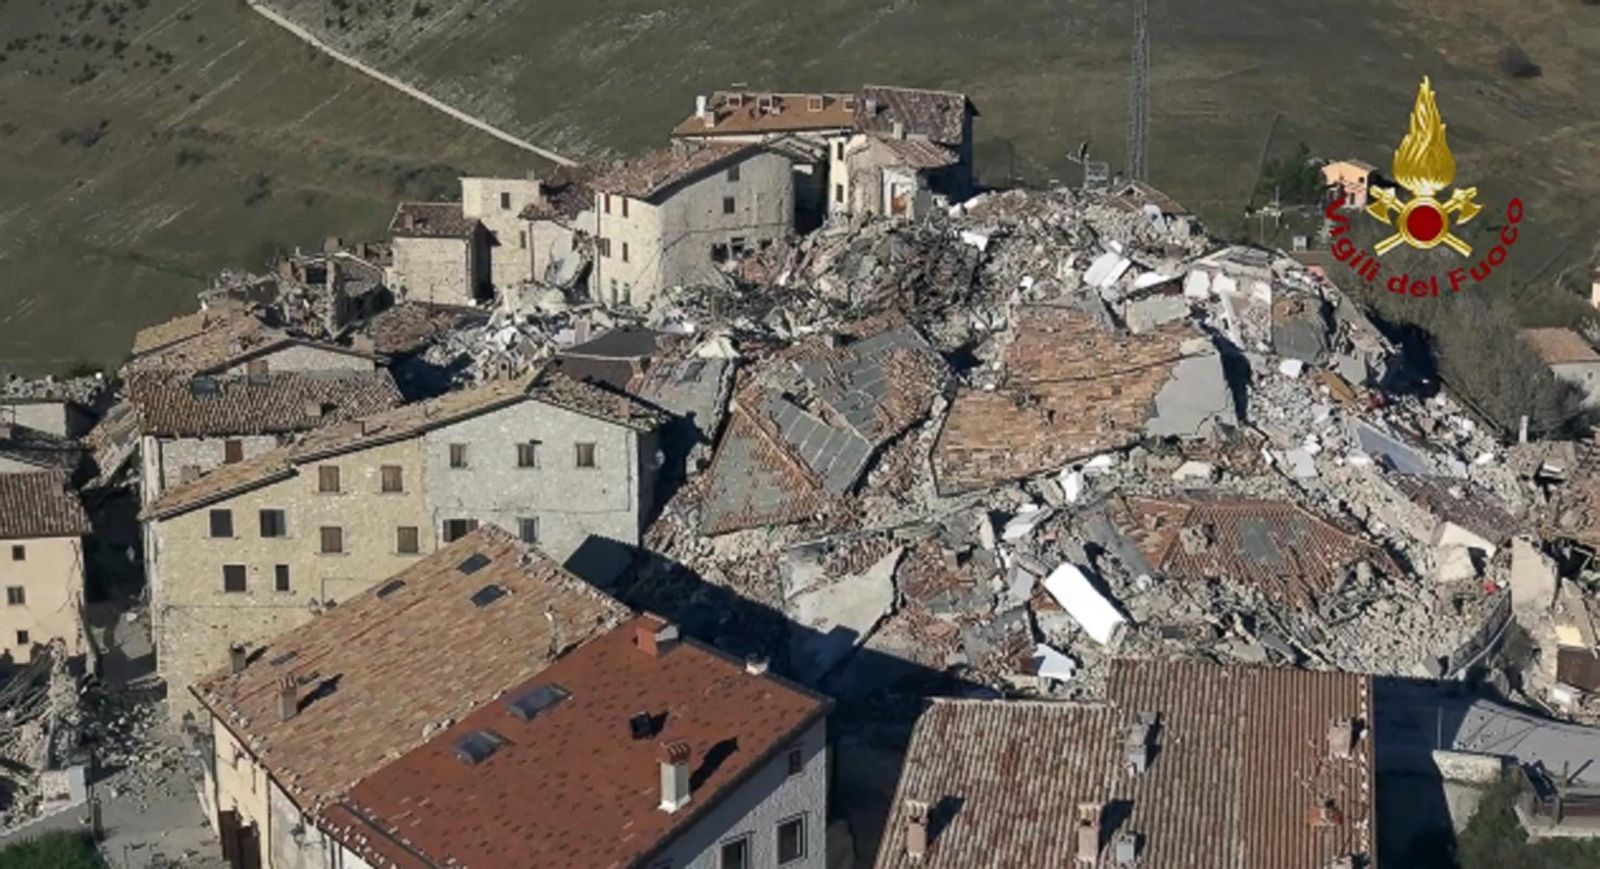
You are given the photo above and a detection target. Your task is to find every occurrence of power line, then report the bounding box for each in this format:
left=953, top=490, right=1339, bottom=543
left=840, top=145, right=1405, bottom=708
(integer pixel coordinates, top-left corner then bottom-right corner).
left=1128, top=0, right=1150, bottom=182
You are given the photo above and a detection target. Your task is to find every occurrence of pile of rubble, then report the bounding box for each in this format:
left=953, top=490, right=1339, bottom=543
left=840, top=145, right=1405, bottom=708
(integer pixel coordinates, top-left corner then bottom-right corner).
left=0, top=642, right=85, bottom=825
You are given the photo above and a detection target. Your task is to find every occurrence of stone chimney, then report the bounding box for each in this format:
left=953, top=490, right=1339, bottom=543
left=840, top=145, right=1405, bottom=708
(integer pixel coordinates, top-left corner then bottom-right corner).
left=893, top=120, right=906, bottom=140
left=276, top=675, right=298, bottom=722
left=658, top=740, right=692, bottom=812
left=1327, top=718, right=1355, bottom=759
left=696, top=94, right=712, bottom=127
left=323, top=235, right=343, bottom=254
left=1590, top=271, right=1600, bottom=311
left=1075, top=803, right=1101, bottom=866
left=229, top=643, right=248, bottom=674
left=904, top=799, right=929, bottom=860
left=636, top=618, right=679, bottom=658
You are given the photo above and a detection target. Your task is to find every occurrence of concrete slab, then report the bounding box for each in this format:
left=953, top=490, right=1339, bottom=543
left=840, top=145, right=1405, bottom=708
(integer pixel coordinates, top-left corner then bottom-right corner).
left=1511, top=536, right=1558, bottom=619
left=787, top=547, right=901, bottom=684
left=1146, top=349, right=1235, bottom=439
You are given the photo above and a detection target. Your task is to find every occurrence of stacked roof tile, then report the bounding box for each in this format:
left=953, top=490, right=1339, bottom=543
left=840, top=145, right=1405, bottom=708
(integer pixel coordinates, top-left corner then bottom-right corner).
left=366, top=302, right=488, bottom=356
left=518, top=165, right=598, bottom=221
left=129, top=301, right=252, bottom=358
left=323, top=614, right=829, bottom=868
left=0, top=471, right=90, bottom=539
left=193, top=526, right=631, bottom=813
left=389, top=203, right=479, bottom=239
left=875, top=659, right=1374, bottom=869
left=591, top=144, right=753, bottom=200
left=127, top=371, right=402, bottom=438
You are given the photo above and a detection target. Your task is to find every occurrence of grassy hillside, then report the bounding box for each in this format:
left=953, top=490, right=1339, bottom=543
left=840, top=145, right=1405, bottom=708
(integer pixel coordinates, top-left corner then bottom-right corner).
left=0, top=0, right=533, bottom=375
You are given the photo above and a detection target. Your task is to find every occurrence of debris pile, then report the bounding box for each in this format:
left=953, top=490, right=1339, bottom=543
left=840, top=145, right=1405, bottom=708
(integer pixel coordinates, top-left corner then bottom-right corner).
left=0, top=642, right=85, bottom=825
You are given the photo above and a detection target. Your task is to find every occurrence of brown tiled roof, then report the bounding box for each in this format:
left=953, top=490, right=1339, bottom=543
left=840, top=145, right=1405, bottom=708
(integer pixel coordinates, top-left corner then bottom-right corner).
left=519, top=165, right=598, bottom=221
left=130, top=302, right=251, bottom=357
left=670, top=91, right=857, bottom=139
left=1523, top=328, right=1600, bottom=366
left=128, top=371, right=402, bottom=438
left=875, top=659, right=1374, bottom=869
left=193, top=526, right=630, bottom=814
left=1110, top=495, right=1383, bottom=604
left=856, top=85, right=972, bottom=146
left=0, top=471, right=90, bottom=539
left=700, top=400, right=834, bottom=536
left=322, top=615, right=829, bottom=868
left=933, top=306, right=1190, bottom=494
left=875, top=137, right=960, bottom=169
left=389, top=203, right=479, bottom=239
left=590, top=144, right=754, bottom=200
left=143, top=366, right=669, bottom=520
left=365, top=302, right=487, bottom=356
left=1390, top=474, right=1520, bottom=545
left=0, top=425, right=85, bottom=474
left=126, top=315, right=384, bottom=377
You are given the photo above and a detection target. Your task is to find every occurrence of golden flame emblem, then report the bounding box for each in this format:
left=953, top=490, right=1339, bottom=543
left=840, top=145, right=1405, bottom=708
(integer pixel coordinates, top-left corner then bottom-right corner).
left=1366, top=77, right=1482, bottom=256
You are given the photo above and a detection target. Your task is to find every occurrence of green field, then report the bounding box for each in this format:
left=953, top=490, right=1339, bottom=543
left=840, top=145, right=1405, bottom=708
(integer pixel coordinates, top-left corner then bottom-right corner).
left=3, top=0, right=1599, bottom=374
left=0, top=0, right=532, bottom=375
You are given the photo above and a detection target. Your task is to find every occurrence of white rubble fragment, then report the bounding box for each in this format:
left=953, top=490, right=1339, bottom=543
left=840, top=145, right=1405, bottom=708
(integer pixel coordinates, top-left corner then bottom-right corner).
left=1133, top=271, right=1180, bottom=291
left=1183, top=270, right=1212, bottom=299
left=1084, top=251, right=1132, bottom=288
left=694, top=335, right=739, bottom=358
left=1283, top=448, right=1318, bottom=479
left=1032, top=643, right=1078, bottom=683
left=1474, top=452, right=1494, bottom=466
left=1433, top=546, right=1478, bottom=584
left=1172, top=461, right=1215, bottom=482
left=786, top=548, right=901, bottom=683
left=976, top=511, right=997, bottom=551
left=1042, top=563, right=1127, bottom=647
left=1346, top=452, right=1374, bottom=466
left=1058, top=468, right=1084, bottom=503
left=959, top=230, right=991, bottom=252
left=1278, top=358, right=1305, bottom=378
left=1084, top=454, right=1117, bottom=474
left=1003, top=505, right=1055, bottom=542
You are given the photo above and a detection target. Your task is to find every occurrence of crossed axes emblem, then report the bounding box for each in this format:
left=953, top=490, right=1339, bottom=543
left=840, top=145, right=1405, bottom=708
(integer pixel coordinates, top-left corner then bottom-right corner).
left=1365, top=186, right=1482, bottom=257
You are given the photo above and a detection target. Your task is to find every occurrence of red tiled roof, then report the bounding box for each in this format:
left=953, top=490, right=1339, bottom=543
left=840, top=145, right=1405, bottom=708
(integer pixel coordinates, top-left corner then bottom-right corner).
left=1523, top=328, right=1600, bottom=366
left=130, top=301, right=253, bottom=358
left=670, top=91, right=858, bottom=139
left=874, top=659, right=1374, bottom=869
left=0, top=471, right=89, bottom=539
left=323, top=615, right=829, bottom=869
left=875, top=137, right=960, bottom=169
left=590, top=144, right=754, bottom=200
left=193, top=526, right=631, bottom=813
left=127, top=371, right=402, bottom=438
left=1111, top=495, right=1384, bottom=604
left=125, top=315, right=384, bottom=377
left=933, top=306, right=1190, bottom=494
left=389, top=203, right=479, bottom=239
left=856, top=86, right=971, bottom=146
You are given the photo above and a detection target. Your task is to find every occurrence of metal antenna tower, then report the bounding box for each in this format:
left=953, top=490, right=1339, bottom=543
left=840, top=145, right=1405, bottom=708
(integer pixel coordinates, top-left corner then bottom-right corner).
left=1128, top=0, right=1150, bottom=181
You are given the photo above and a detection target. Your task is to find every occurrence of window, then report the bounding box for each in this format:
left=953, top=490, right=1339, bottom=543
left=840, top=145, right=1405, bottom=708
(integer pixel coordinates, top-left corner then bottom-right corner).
left=179, top=465, right=201, bottom=484
left=16, top=631, right=29, bottom=647
left=719, top=836, right=750, bottom=869
left=598, top=238, right=612, bottom=258
left=834, top=141, right=844, bottom=161
left=834, top=183, right=844, bottom=204
left=722, top=196, right=736, bottom=215
left=259, top=509, right=287, bottom=539
left=516, top=441, right=541, bottom=468
left=449, top=444, right=468, bottom=469
left=787, top=746, right=804, bottom=777
left=500, top=191, right=512, bottom=210
left=604, top=193, right=612, bottom=214
left=731, top=237, right=748, bottom=256
left=381, top=465, right=403, bottom=493
left=777, top=815, right=806, bottom=864
left=575, top=442, right=597, bottom=468
left=317, top=465, right=340, bottom=494
left=319, top=526, right=344, bottom=555
left=10, top=545, right=23, bottom=562
left=518, top=517, right=539, bottom=544
left=6, top=587, right=24, bottom=606
left=223, top=439, right=244, bottom=464
left=209, top=509, right=234, bottom=539
left=621, top=242, right=630, bottom=263
left=727, top=164, right=741, bottom=182
left=807, top=94, right=824, bottom=112
left=711, top=243, right=729, bottom=263
left=621, top=197, right=629, bottom=218
left=443, top=519, right=479, bottom=543
left=274, top=565, right=291, bottom=593
left=223, top=565, right=247, bottom=593
left=397, top=526, right=421, bottom=554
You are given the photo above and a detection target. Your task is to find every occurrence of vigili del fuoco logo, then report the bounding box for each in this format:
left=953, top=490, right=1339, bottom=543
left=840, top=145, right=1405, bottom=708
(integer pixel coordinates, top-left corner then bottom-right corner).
left=1324, top=76, right=1525, bottom=297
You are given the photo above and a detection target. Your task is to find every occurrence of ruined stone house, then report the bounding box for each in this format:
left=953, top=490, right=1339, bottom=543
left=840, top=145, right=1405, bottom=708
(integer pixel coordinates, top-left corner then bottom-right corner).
left=1321, top=159, right=1376, bottom=209
left=0, top=472, right=91, bottom=667
left=387, top=202, right=491, bottom=307
left=519, top=165, right=598, bottom=290
left=139, top=365, right=667, bottom=710
left=1523, top=327, right=1600, bottom=406
left=589, top=143, right=795, bottom=308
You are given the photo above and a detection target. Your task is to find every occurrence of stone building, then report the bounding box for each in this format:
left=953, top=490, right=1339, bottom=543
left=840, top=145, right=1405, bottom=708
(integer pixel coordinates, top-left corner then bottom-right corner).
left=835, top=133, right=963, bottom=220
left=1523, top=328, right=1600, bottom=405
left=140, top=365, right=666, bottom=708
left=0, top=472, right=91, bottom=666
left=589, top=143, right=795, bottom=307
left=1321, top=158, right=1376, bottom=209
left=461, top=175, right=542, bottom=289
left=0, top=398, right=96, bottom=439
left=190, top=527, right=829, bottom=869
left=387, top=202, right=491, bottom=307
left=519, top=166, right=597, bottom=290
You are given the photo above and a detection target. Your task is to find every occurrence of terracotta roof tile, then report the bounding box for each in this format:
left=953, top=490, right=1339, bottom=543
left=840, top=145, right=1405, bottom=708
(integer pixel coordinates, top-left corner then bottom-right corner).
left=875, top=137, right=960, bottom=169
left=856, top=86, right=972, bottom=146
left=0, top=471, right=89, bottom=539
left=700, top=401, right=833, bottom=536
left=670, top=91, right=857, bottom=139
left=1110, top=495, right=1385, bottom=605
left=389, top=203, right=479, bottom=239
left=591, top=144, right=754, bottom=200
left=194, top=526, right=631, bottom=813
left=323, top=615, right=829, bottom=869
left=128, top=371, right=402, bottom=438
left=1523, top=328, right=1600, bottom=366
left=933, top=306, right=1190, bottom=494
left=126, top=316, right=383, bottom=377
left=366, top=302, right=488, bottom=356
left=130, top=302, right=252, bottom=357
left=875, top=659, right=1374, bottom=869
left=0, top=425, right=85, bottom=474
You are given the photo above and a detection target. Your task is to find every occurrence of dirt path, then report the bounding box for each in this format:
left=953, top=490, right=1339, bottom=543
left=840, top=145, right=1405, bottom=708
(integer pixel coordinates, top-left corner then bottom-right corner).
left=245, top=1, right=579, bottom=167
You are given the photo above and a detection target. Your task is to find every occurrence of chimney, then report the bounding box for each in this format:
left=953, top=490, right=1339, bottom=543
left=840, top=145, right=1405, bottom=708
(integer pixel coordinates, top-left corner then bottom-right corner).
left=744, top=653, right=769, bottom=676
left=893, top=120, right=906, bottom=140
left=402, top=211, right=416, bottom=230
left=636, top=618, right=679, bottom=658
left=1327, top=718, right=1355, bottom=759
left=1590, top=272, right=1600, bottom=311
left=658, top=740, right=692, bottom=812
left=904, top=799, right=929, bottom=860
left=696, top=94, right=710, bottom=122
left=1075, top=803, right=1101, bottom=865
left=323, top=235, right=343, bottom=254
left=304, top=400, right=326, bottom=420
left=1125, top=713, right=1156, bottom=775
left=277, top=258, right=295, bottom=281
left=276, top=675, right=298, bottom=722
left=865, top=97, right=880, bottom=115
left=326, top=258, right=339, bottom=291
left=229, top=643, right=248, bottom=674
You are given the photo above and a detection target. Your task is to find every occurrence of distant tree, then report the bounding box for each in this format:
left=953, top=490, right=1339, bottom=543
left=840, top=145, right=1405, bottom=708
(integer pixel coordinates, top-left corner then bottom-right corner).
left=1500, top=45, right=1542, bottom=78
left=1257, top=143, right=1324, bottom=206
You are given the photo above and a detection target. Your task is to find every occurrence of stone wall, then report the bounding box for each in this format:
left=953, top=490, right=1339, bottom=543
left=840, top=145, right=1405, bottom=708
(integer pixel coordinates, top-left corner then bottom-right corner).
left=462, top=177, right=538, bottom=289
left=144, top=434, right=280, bottom=506
left=218, top=344, right=377, bottom=377
left=391, top=235, right=477, bottom=307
